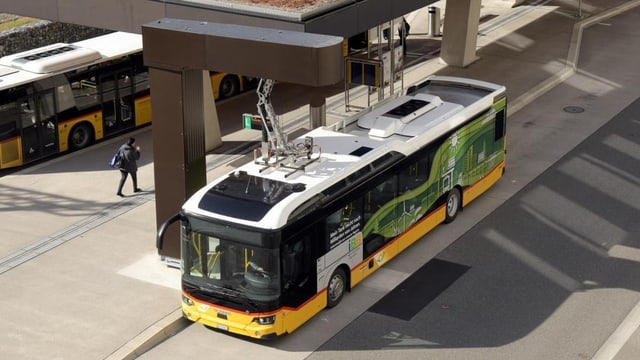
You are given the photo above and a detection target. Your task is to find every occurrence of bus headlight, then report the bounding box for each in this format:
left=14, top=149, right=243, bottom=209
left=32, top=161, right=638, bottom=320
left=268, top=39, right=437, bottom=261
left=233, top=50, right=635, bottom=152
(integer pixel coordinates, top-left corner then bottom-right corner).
left=254, top=315, right=276, bottom=325
left=182, top=294, right=194, bottom=306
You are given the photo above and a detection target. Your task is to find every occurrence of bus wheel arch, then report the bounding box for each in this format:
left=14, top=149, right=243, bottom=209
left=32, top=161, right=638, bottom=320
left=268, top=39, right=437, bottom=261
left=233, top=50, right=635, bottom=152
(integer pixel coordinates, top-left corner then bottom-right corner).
left=444, top=186, right=462, bottom=224
left=326, top=266, right=349, bottom=308
left=219, top=75, right=240, bottom=99
left=68, top=122, right=95, bottom=150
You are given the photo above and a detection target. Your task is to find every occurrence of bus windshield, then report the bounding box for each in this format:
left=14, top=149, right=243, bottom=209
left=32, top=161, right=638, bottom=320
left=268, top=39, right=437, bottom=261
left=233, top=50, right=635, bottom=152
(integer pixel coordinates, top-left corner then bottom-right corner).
left=182, top=230, right=281, bottom=306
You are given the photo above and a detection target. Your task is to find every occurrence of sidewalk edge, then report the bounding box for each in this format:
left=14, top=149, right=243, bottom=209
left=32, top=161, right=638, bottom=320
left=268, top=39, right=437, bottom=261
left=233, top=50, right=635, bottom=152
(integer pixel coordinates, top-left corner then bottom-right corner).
left=104, top=308, right=189, bottom=360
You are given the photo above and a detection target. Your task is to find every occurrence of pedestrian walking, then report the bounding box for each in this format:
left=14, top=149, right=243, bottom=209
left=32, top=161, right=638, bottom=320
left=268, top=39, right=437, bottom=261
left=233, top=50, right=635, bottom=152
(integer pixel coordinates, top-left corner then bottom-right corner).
left=116, top=137, right=142, bottom=197
left=399, top=17, right=410, bottom=56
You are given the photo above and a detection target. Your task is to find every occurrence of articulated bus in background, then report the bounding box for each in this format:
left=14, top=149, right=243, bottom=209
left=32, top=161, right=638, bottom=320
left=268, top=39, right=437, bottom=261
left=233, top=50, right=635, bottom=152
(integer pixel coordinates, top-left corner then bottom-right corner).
left=157, top=76, right=507, bottom=339
left=0, top=31, right=255, bottom=170
left=210, top=71, right=256, bottom=102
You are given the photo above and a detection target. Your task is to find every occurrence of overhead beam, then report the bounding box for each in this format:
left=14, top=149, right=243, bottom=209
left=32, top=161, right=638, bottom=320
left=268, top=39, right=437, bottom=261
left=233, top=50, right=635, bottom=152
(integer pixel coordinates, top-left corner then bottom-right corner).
left=142, top=18, right=344, bottom=85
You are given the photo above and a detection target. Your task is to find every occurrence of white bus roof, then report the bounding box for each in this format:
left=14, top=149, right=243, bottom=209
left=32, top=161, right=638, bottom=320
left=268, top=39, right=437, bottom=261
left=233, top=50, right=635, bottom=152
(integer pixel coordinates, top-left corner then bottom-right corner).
left=0, top=31, right=142, bottom=91
left=183, top=76, right=506, bottom=230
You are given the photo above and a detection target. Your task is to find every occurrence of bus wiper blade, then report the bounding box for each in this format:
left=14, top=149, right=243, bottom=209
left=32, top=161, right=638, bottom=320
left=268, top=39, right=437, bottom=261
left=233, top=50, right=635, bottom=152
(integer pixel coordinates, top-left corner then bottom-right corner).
left=243, top=298, right=260, bottom=312
left=207, top=285, right=259, bottom=310
left=200, top=284, right=230, bottom=296
left=202, top=283, right=244, bottom=299
left=184, top=279, right=234, bottom=296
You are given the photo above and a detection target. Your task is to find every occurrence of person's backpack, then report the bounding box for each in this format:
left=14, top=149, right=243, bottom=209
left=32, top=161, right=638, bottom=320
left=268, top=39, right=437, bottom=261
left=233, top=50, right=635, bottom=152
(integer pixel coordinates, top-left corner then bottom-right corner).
left=108, top=151, right=122, bottom=169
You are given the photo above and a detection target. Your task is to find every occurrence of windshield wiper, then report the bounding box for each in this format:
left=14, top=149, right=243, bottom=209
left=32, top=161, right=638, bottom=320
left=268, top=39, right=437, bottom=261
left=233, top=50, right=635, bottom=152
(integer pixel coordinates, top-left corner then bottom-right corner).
left=183, top=279, right=262, bottom=310
left=243, top=298, right=260, bottom=312
left=184, top=279, right=236, bottom=297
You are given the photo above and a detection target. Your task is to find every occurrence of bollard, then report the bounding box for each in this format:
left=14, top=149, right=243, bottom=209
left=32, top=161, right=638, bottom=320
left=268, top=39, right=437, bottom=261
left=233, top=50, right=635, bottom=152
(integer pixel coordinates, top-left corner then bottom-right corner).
left=428, top=6, right=441, bottom=37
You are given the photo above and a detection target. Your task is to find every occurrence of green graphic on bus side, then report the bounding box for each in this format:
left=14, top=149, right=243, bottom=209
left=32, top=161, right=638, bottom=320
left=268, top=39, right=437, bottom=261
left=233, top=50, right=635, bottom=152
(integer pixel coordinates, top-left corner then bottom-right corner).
left=362, top=103, right=505, bottom=241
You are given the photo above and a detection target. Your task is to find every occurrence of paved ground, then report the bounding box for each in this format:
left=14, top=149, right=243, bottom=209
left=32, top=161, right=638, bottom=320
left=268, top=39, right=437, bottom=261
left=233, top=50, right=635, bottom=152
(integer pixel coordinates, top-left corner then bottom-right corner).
left=1, top=1, right=639, bottom=359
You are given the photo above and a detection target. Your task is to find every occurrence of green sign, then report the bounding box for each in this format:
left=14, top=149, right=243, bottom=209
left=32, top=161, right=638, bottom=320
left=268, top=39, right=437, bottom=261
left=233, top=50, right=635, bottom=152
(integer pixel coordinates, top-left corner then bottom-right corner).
left=242, top=113, right=272, bottom=131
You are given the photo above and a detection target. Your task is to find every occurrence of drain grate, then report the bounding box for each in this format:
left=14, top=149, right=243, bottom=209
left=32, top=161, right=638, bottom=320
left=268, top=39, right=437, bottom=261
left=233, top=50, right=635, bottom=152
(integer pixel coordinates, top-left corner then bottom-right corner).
left=563, top=106, right=585, bottom=113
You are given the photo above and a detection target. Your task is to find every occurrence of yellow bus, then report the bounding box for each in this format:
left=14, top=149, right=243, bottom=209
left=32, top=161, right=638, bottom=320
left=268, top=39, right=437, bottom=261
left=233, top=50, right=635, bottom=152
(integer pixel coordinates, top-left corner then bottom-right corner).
left=210, top=71, right=256, bottom=101
left=157, top=76, right=507, bottom=339
left=0, top=31, right=254, bottom=169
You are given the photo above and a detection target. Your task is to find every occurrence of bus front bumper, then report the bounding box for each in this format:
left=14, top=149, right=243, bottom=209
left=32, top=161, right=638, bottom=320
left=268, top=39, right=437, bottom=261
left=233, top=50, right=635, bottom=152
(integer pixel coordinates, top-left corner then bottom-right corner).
left=182, top=301, right=280, bottom=339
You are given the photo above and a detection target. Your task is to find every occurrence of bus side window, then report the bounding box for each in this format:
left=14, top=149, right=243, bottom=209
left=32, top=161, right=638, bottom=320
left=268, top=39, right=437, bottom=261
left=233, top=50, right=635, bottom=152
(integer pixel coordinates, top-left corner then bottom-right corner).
left=327, top=208, right=343, bottom=234
left=69, top=74, right=100, bottom=110
left=398, top=148, right=435, bottom=201
left=281, top=232, right=316, bottom=307
left=37, top=91, right=56, bottom=121
left=362, top=175, right=398, bottom=256
left=20, top=101, right=35, bottom=127
left=399, top=161, right=421, bottom=192
left=283, top=240, right=305, bottom=289
left=326, top=198, right=362, bottom=250
left=130, top=53, right=150, bottom=93
left=364, top=176, right=396, bottom=221
left=0, top=121, right=17, bottom=141
left=0, top=102, right=19, bottom=140
left=495, top=109, right=506, bottom=141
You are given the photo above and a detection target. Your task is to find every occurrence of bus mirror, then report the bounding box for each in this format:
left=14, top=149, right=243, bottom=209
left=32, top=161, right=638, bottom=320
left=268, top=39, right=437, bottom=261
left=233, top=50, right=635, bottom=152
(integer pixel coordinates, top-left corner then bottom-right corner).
left=156, top=213, right=182, bottom=250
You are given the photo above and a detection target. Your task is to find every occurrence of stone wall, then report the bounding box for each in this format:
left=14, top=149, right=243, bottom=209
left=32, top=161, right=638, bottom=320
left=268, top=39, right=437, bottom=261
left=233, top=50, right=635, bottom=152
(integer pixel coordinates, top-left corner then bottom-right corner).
left=0, top=19, right=110, bottom=57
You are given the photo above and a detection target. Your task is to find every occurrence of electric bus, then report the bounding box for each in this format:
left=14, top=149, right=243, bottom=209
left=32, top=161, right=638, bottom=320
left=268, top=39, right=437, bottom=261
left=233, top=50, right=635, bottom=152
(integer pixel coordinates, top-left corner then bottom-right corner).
left=157, top=75, right=507, bottom=339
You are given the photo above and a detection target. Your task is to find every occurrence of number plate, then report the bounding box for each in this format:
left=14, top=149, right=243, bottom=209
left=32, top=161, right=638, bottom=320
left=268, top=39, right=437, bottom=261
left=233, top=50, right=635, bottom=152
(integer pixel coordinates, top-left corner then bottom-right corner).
left=216, top=324, right=228, bottom=331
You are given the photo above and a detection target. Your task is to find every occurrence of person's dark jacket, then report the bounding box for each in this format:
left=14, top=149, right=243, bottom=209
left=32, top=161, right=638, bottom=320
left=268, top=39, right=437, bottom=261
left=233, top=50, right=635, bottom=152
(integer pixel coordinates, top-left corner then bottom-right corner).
left=118, top=144, right=140, bottom=172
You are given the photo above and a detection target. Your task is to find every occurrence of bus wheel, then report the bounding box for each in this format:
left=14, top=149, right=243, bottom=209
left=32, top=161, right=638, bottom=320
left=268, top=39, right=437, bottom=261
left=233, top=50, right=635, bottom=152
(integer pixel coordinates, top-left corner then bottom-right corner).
left=219, top=75, right=240, bottom=99
left=327, top=267, right=346, bottom=308
left=69, top=123, right=94, bottom=150
left=444, top=187, right=461, bottom=224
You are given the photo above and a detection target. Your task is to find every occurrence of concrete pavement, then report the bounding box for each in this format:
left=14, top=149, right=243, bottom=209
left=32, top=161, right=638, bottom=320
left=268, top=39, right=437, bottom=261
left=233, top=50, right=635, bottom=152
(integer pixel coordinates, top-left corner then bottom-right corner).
left=1, top=1, right=639, bottom=359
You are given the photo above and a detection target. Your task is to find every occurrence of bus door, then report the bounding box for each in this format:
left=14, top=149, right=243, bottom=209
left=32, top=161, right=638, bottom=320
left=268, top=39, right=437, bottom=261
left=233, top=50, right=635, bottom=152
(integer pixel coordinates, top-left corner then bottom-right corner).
left=100, top=69, right=135, bottom=136
left=19, top=88, right=59, bottom=163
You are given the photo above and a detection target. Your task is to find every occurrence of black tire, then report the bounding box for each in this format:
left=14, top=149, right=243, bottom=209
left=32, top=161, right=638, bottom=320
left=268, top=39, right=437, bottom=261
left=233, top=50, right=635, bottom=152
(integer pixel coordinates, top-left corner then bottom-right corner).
left=219, top=75, right=240, bottom=99
left=327, top=267, right=347, bottom=308
left=69, top=123, right=94, bottom=150
left=444, top=187, right=461, bottom=224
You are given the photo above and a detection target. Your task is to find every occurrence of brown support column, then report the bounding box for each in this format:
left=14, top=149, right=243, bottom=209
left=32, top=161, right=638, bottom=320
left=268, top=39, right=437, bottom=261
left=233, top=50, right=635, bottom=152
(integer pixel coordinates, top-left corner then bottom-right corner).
left=182, top=69, right=207, bottom=194
left=151, top=67, right=207, bottom=259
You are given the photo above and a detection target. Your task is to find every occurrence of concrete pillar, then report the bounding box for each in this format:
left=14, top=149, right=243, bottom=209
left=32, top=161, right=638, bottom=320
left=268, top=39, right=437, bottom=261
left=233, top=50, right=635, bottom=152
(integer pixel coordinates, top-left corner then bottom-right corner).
left=309, top=90, right=326, bottom=128
left=440, top=0, right=482, bottom=68
left=150, top=67, right=207, bottom=259
left=310, top=103, right=326, bottom=129
left=502, top=0, right=526, bottom=6
left=202, top=70, right=222, bottom=151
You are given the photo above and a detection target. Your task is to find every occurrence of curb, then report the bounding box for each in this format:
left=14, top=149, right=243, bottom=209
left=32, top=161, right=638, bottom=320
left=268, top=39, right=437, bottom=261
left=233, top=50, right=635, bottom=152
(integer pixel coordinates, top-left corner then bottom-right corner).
left=104, top=309, right=189, bottom=360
